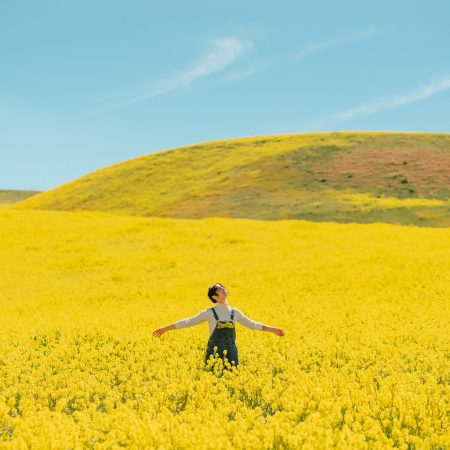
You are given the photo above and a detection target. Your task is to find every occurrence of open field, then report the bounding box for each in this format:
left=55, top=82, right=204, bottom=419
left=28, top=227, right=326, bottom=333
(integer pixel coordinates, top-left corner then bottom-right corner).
left=0, top=207, right=448, bottom=448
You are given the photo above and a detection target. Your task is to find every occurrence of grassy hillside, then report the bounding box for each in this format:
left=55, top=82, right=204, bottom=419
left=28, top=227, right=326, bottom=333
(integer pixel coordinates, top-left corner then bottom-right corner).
left=13, top=131, right=450, bottom=226
left=0, top=189, right=41, bottom=206
left=0, top=208, right=448, bottom=447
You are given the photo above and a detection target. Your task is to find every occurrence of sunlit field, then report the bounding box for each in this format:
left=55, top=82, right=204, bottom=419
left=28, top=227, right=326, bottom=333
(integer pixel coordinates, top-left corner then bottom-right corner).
left=0, top=208, right=448, bottom=449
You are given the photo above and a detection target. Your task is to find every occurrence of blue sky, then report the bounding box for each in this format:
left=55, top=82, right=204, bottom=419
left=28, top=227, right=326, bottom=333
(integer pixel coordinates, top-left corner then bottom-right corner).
left=1, top=0, right=449, bottom=190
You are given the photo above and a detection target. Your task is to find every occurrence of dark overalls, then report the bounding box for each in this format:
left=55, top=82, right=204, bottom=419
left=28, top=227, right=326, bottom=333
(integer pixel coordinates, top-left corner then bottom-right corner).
left=204, top=307, right=239, bottom=367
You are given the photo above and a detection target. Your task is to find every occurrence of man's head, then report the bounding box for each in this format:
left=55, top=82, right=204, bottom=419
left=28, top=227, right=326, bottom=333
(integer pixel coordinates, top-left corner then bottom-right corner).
left=208, top=283, right=228, bottom=303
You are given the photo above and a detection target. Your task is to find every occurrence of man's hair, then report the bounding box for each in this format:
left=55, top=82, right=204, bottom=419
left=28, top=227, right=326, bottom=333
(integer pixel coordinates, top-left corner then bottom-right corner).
left=207, top=283, right=224, bottom=303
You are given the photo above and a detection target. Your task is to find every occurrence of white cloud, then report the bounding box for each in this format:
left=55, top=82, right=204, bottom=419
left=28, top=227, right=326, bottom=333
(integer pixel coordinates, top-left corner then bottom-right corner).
left=300, top=75, right=450, bottom=130
left=122, top=37, right=252, bottom=106
left=333, top=76, right=450, bottom=120
left=295, top=25, right=390, bottom=59
left=222, top=60, right=272, bottom=82
left=224, top=66, right=260, bottom=82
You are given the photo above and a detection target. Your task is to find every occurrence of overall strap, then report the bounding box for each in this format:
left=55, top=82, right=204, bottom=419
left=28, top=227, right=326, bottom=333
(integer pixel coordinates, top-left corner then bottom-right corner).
left=230, top=308, right=234, bottom=321
left=211, top=308, right=219, bottom=320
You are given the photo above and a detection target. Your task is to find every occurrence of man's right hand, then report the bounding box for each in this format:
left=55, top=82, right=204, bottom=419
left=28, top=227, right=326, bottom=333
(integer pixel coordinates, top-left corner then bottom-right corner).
left=152, top=327, right=167, bottom=338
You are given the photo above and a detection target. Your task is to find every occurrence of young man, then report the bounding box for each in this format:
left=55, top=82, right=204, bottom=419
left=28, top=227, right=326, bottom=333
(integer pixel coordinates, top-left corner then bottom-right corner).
left=152, top=282, right=286, bottom=367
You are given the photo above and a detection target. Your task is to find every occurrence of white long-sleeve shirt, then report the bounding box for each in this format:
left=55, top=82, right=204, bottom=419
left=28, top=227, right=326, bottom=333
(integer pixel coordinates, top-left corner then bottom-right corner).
left=173, top=303, right=265, bottom=337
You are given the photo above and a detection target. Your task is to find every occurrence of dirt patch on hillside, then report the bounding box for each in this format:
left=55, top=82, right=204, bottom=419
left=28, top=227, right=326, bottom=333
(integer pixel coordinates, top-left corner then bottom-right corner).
left=313, top=146, right=450, bottom=198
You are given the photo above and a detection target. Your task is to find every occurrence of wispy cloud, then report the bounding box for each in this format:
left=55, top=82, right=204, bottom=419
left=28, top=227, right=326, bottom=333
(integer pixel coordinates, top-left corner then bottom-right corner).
left=222, top=60, right=272, bottom=82
left=302, top=75, right=450, bottom=129
left=334, top=76, right=450, bottom=119
left=118, top=37, right=252, bottom=107
left=295, top=25, right=390, bottom=59
left=223, top=66, right=261, bottom=82
left=221, top=27, right=390, bottom=89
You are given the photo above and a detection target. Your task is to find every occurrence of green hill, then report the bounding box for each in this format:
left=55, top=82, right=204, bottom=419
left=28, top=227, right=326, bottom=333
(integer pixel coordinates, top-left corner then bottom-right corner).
left=0, top=190, right=41, bottom=206
left=13, top=131, right=450, bottom=226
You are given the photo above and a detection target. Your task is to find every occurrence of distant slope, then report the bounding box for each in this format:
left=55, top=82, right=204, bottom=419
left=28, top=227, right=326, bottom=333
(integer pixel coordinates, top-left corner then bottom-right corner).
left=0, top=190, right=41, bottom=205
left=13, top=131, right=450, bottom=227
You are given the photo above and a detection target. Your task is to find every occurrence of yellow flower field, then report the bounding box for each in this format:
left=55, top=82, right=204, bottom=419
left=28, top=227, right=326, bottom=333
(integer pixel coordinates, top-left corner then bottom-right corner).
left=0, top=208, right=448, bottom=449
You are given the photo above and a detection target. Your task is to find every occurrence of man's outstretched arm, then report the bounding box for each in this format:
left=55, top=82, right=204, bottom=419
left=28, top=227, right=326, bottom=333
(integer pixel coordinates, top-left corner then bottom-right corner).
left=235, top=309, right=285, bottom=336
left=261, top=325, right=286, bottom=336
left=152, top=309, right=209, bottom=338
left=152, top=323, right=176, bottom=338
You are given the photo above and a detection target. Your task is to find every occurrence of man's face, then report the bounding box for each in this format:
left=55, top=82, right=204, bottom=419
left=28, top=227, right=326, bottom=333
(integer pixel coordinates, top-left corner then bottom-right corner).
left=213, top=285, right=228, bottom=302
